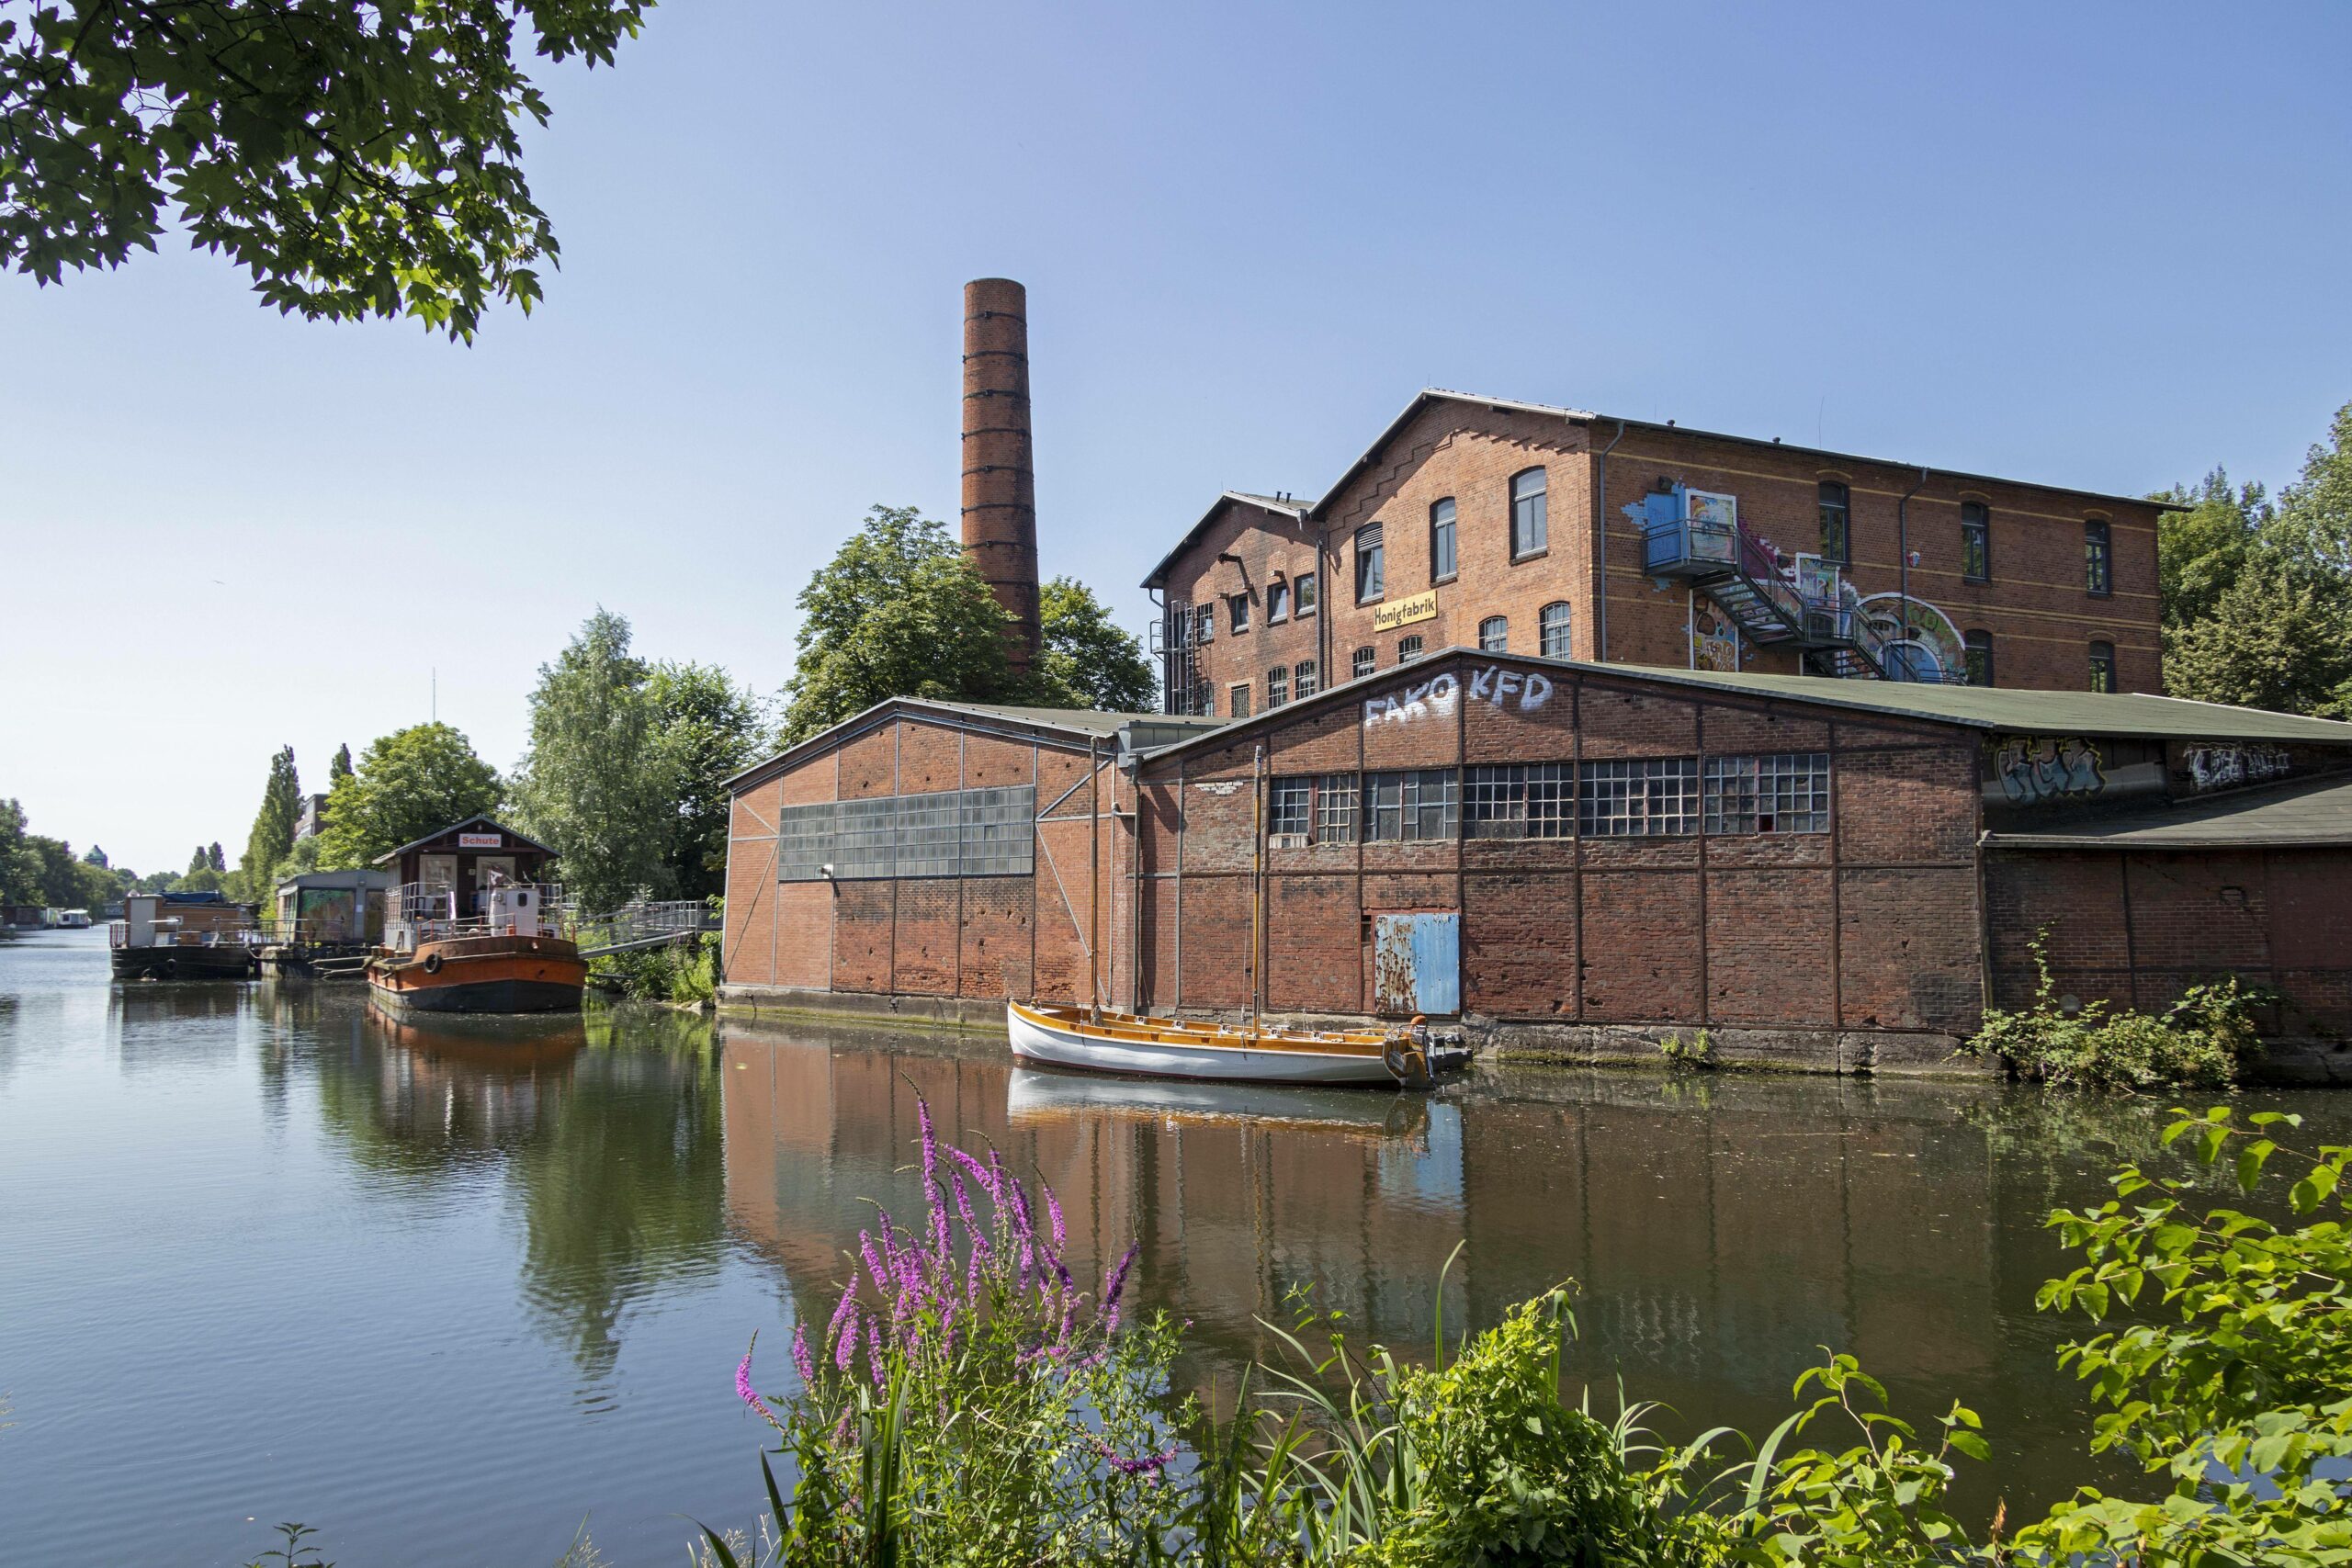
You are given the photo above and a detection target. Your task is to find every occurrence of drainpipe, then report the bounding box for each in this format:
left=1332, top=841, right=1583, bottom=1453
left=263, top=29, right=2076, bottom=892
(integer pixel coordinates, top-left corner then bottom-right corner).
left=1593, top=419, right=1628, bottom=662
left=1896, top=466, right=1928, bottom=681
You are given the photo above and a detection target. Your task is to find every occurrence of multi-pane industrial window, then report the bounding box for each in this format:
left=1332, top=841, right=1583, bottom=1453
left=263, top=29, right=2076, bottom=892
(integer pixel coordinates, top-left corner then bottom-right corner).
left=1229, top=592, right=1250, bottom=633
left=1366, top=770, right=1458, bottom=841
left=1268, top=778, right=1312, bottom=843
left=2088, top=640, right=2117, bottom=694
left=1195, top=604, right=1215, bottom=644
left=1268, top=581, right=1290, bottom=623
left=1702, top=754, right=1831, bottom=834
left=1961, top=502, right=1991, bottom=582
left=1963, top=629, right=1995, bottom=688
left=1229, top=682, right=1251, bottom=718
left=1577, top=759, right=1700, bottom=837
left=1819, top=480, right=1851, bottom=565
left=1351, top=646, right=1376, bottom=679
left=1295, top=571, right=1317, bottom=615
left=1397, top=634, right=1425, bottom=662
left=1539, top=602, right=1572, bottom=659
left=1315, top=773, right=1359, bottom=843
left=2085, top=520, right=2112, bottom=596
left=1464, top=764, right=1572, bottom=839
left=775, top=785, right=1036, bottom=881
left=1267, top=666, right=1289, bottom=707
left=1430, top=498, right=1458, bottom=581
left=1295, top=660, right=1318, bottom=698
left=1510, top=468, right=1548, bottom=558
left=1355, top=523, right=1385, bottom=603
left=1476, top=615, right=1509, bottom=653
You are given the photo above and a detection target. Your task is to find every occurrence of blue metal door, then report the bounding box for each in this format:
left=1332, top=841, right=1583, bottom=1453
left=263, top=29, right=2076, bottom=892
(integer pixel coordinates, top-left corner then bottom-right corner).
left=1371, top=913, right=1460, bottom=1017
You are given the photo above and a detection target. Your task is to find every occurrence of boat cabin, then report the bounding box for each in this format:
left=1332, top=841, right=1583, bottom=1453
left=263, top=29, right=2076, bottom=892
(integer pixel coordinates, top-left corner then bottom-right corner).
left=374, top=817, right=559, bottom=918
left=272, top=869, right=394, bottom=946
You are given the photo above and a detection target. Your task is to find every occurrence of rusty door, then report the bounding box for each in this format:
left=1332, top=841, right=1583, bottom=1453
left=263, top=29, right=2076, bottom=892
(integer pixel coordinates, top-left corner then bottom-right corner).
left=1371, top=912, right=1460, bottom=1017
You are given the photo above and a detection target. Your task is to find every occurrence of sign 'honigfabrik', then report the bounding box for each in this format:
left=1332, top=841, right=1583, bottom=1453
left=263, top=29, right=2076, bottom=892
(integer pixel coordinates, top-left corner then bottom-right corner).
left=1371, top=591, right=1439, bottom=633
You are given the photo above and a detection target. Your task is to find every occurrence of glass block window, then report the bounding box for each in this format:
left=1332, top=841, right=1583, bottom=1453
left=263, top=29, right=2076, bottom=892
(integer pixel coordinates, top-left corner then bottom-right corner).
left=1295, top=571, right=1317, bottom=615
left=1268, top=580, right=1290, bottom=623
left=1464, top=764, right=1572, bottom=839
left=2085, top=520, right=2112, bottom=596
left=1961, top=502, right=1991, bottom=582
left=1316, top=773, right=1360, bottom=843
left=1295, top=660, right=1317, bottom=698
left=1355, top=523, right=1385, bottom=603
left=1267, top=666, right=1289, bottom=708
left=1351, top=646, right=1376, bottom=679
left=1397, top=634, right=1425, bottom=662
left=832, top=796, right=899, bottom=878
left=1703, top=753, right=1830, bottom=834
left=1819, top=480, right=1851, bottom=565
left=958, top=785, right=1037, bottom=876
left=1478, top=615, right=1509, bottom=653
left=1577, top=759, right=1700, bottom=837
left=1366, top=770, right=1459, bottom=841
left=1228, top=682, right=1250, bottom=718
left=1430, top=498, right=1457, bottom=581
left=1268, top=777, right=1312, bottom=842
left=1962, top=629, right=1994, bottom=688
left=894, top=790, right=962, bottom=876
left=2088, top=640, right=2117, bottom=693
left=1510, top=468, right=1548, bottom=558
left=1539, top=601, right=1572, bottom=659
left=775, top=802, right=836, bottom=881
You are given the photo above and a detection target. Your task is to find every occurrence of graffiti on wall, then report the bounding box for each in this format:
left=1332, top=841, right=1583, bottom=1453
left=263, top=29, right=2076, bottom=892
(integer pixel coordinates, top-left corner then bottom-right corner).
left=1362, top=665, right=1554, bottom=728
left=1992, top=736, right=2107, bottom=807
left=2183, top=743, right=2291, bottom=793
left=1690, top=593, right=1741, bottom=673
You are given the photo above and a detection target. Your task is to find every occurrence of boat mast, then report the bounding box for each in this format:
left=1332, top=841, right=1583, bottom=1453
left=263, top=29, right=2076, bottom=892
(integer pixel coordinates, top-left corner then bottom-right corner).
left=1250, top=742, right=1264, bottom=1035
left=1088, top=735, right=1101, bottom=1021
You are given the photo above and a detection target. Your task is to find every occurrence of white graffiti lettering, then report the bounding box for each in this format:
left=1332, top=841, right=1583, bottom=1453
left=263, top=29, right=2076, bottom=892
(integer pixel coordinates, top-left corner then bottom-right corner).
left=1363, top=665, right=1548, bottom=728
left=1993, top=736, right=2106, bottom=807
left=2184, top=743, right=2290, bottom=793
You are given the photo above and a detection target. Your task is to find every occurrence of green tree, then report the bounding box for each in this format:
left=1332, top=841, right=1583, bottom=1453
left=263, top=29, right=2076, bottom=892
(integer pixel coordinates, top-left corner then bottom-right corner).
left=315, top=723, right=503, bottom=870
left=0, top=799, right=40, bottom=901
left=780, top=506, right=1017, bottom=743
left=207, top=841, right=225, bottom=872
left=2269, top=400, right=2352, bottom=584
left=648, top=660, right=767, bottom=899
left=1032, top=575, right=1156, bottom=713
left=234, top=745, right=302, bottom=902
left=510, top=609, right=671, bottom=911
left=2155, top=468, right=2269, bottom=632
left=1, top=0, right=652, bottom=340
left=329, top=743, right=355, bottom=784
left=2166, top=565, right=2352, bottom=717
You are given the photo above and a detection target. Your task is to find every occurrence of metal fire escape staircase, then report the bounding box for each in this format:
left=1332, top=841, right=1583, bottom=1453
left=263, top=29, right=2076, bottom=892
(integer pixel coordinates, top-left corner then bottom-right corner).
left=1634, top=488, right=1903, bottom=681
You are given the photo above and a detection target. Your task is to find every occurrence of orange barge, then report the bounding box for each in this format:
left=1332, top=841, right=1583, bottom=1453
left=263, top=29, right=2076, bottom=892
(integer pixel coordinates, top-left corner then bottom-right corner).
left=367, top=930, right=586, bottom=1016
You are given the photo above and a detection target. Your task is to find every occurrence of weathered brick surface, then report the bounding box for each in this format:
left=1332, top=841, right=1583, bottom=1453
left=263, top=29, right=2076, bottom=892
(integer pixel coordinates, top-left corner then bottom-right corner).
left=1839, top=868, right=1982, bottom=1032
left=960, top=879, right=1033, bottom=999
left=1463, top=872, right=1577, bottom=1016
left=1268, top=875, right=1361, bottom=1012
left=774, top=885, right=831, bottom=988
left=831, top=882, right=893, bottom=993
left=1705, top=869, right=1837, bottom=1024
left=892, top=878, right=958, bottom=996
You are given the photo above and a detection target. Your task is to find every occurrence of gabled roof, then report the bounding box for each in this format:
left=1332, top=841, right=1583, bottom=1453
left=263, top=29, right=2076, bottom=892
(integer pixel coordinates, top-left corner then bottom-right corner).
left=1984, top=774, right=2352, bottom=850
left=723, top=696, right=1229, bottom=795
left=1132, top=647, right=2352, bottom=761
left=1140, top=490, right=1314, bottom=591
left=371, top=815, right=557, bottom=865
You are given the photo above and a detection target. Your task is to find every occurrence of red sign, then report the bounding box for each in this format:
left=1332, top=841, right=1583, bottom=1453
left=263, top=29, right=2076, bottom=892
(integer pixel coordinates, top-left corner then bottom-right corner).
left=457, top=832, right=503, bottom=850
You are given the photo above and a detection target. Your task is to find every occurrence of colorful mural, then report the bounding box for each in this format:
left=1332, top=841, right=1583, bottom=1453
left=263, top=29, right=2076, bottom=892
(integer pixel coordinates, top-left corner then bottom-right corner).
left=1689, top=592, right=1741, bottom=672
left=1860, top=592, right=1967, bottom=682
left=1991, top=736, right=2107, bottom=807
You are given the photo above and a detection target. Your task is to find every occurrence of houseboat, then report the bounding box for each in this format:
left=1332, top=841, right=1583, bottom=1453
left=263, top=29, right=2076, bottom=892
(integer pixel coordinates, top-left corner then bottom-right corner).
left=108, top=892, right=259, bottom=980
left=364, top=817, right=584, bottom=1015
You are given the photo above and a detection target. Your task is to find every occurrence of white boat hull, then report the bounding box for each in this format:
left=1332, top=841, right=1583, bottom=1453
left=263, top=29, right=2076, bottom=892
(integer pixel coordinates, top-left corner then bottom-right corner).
left=1006, top=1001, right=1399, bottom=1086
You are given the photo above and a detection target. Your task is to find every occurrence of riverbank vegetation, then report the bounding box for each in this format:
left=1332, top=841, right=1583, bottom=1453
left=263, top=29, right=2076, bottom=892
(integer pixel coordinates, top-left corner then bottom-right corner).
left=1962, top=932, right=2269, bottom=1091
left=695, top=1099, right=2347, bottom=1567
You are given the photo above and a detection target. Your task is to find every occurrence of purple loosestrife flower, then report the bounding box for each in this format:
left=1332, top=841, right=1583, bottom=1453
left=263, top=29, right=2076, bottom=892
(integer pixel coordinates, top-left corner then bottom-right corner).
left=836, top=1303, right=860, bottom=1372
left=950, top=1169, right=979, bottom=1236
left=861, top=1232, right=892, bottom=1301
left=1094, top=1439, right=1179, bottom=1480
left=736, top=1342, right=762, bottom=1408
left=1102, top=1244, right=1139, bottom=1333
left=1042, top=1180, right=1067, bottom=1250
left=828, top=1276, right=859, bottom=1342
left=917, top=1097, right=940, bottom=1188
left=1007, top=1176, right=1035, bottom=1243
left=966, top=1238, right=989, bottom=1306
left=949, top=1145, right=1000, bottom=1201
left=866, top=1318, right=888, bottom=1388
left=792, top=1321, right=818, bottom=1387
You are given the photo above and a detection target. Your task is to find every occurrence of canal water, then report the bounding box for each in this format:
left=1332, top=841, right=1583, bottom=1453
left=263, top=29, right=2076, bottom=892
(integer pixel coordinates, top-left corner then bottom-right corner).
left=5, top=927, right=2344, bottom=1563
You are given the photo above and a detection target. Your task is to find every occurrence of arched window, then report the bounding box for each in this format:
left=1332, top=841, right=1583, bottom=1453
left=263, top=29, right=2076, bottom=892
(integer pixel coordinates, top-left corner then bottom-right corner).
left=1819, top=480, right=1851, bottom=565
left=1539, top=602, right=1573, bottom=659
left=1478, top=615, right=1509, bottom=653
left=2088, top=641, right=2116, bottom=694
left=1397, top=635, right=1425, bottom=663
left=1268, top=666, right=1290, bottom=708
left=1962, top=629, right=1994, bottom=687
left=1430, top=499, right=1458, bottom=581
left=1354, top=524, right=1385, bottom=604
left=1961, top=502, right=1991, bottom=583
left=1295, top=660, right=1318, bottom=698
left=2085, top=520, right=2112, bottom=597
left=1510, top=468, right=1547, bottom=558
left=1351, top=646, right=1376, bottom=680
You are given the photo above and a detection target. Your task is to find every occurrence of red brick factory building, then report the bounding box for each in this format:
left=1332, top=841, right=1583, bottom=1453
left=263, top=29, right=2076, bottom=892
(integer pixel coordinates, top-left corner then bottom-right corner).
left=719, top=282, right=2352, bottom=1080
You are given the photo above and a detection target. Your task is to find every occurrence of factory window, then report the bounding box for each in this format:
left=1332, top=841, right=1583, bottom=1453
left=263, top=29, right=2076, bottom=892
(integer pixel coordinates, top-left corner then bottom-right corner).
left=1397, top=634, right=1425, bottom=662
left=1351, top=645, right=1376, bottom=679
left=1962, top=629, right=1995, bottom=688
left=1267, top=666, right=1289, bottom=708
left=895, top=791, right=963, bottom=876
left=1366, top=770, right=1459, bottom=842
left=1228, top=682, right=1250, bottom=718
left=1430, top=498, right=1458, bottom=581
left=1577, top=759, right=1699, bottom=837
left=2085, top=519, right=2112, bottom=596
left=1295, top=570, right=1317, bottom=615
left=1961, top=502, right=1992, bottom=583
left=1295, top=660, right=1318, bottom=699
left=958, top=786, right=1037, bottom=876
left=1510, top=468, right=1548, bottom=558
left=1268, top=580, right=1290, bottom=623
left=1464, top=764, right=1573, bottom=839
left=1819, top=480, right=1851, bottom=565
left=776, top=785, right=1037, bottom=881
left=1229, top=592, right=1250, bottom=633
left=1355, top=523, right=1385, bottom=603
left=775, top=802, right=838, bottom=882
left=1316, top=773, right=1360, bottom=843
left=1703, top=753, right=1831, bottom=835
left=2088, top=640, right=2117, bottom=694
left=1194, top=604, right=1215, bottom=645
left=1478, top=615, right=1509, bottom=653
left=1193, top=682, right=1216, bottom=716
left=1539, top=602, right=1573, bottom=659
left=1268, top=778, right=1312, bottom=844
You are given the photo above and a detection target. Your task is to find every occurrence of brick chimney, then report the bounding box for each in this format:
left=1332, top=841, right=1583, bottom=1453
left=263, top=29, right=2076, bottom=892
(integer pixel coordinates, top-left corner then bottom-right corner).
left=961, top=277, right=1042, bottom=671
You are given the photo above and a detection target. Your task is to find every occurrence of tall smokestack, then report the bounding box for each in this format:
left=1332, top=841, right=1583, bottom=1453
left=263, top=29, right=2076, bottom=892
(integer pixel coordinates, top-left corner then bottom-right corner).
left=961, top=277, right=1042, bottom=672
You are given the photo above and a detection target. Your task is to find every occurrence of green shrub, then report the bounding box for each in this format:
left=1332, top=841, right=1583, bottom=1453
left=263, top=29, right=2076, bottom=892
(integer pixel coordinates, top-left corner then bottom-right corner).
left=1962, top=930, right=2264, bottom=1090
left=1659, top=1029, right=1715, bottom=1070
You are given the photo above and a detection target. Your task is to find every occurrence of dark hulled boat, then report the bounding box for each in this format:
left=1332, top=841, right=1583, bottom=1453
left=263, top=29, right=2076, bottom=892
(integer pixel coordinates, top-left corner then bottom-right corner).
left=367, top=931, right=587, bottom=1015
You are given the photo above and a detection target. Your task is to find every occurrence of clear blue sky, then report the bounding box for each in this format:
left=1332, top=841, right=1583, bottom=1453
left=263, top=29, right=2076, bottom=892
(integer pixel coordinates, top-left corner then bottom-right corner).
left=5, top=0, right=2347, bottom=874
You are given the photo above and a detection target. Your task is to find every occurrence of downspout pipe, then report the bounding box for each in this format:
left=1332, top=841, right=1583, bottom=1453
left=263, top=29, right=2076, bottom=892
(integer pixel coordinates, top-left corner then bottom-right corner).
left=1896, top=466, right=1928, bottom=681
left=1593, top=419, right=1628, bottom=662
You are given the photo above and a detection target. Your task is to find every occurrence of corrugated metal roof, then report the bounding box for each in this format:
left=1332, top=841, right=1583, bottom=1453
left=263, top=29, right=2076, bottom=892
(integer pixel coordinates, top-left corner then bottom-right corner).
left=722, top=697, right=1229, bottom=792
left=1984, top=775, right=2352, bottom=850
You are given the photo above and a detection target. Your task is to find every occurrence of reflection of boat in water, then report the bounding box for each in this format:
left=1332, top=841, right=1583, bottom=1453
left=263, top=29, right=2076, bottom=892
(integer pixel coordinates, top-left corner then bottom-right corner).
left=1008, top=1000, right=1462, bottom=1088
left=373, top=1009, right=590, bottom=1073
left=1007, top=1066, right=1431, bottom=1142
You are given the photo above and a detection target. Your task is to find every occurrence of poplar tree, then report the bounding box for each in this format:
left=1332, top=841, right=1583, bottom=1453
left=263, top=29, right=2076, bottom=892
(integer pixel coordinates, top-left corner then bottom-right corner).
left=510, top=609, right=673, bottom=912
left=236, top=746, right=301, bottom=898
